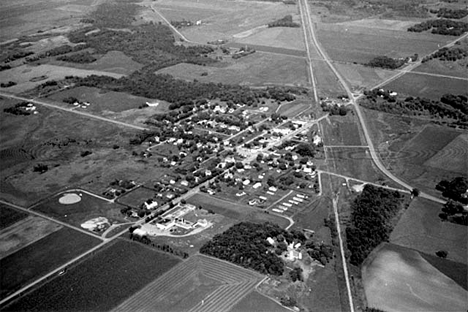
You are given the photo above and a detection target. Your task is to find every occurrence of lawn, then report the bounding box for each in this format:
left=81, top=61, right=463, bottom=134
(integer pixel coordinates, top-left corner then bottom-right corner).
left=33, top=191, right=128, bottom=229
left=0, top=204, right=28, bottom=230
left=0, top=227, right=100, bottom=301
left=321, top=115, right=364, bottom=146
left=116, top=186, right=158, bottom=209
left=362, top=243, right=467, bottom=312
left=187, top=193, right=291, bottom=229
left=385, top=73, right=468, bottom=100
left=4, top=239, right=180, bottom=311
left=390, top=197, right=467, bottom=264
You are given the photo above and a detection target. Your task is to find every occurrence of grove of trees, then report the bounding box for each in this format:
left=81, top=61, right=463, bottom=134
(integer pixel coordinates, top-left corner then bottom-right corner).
left=268, top=15, right=300, bottom=28
left=408, top=19, right=468, bottom=36
left=346, top=185, right=404, bottom=266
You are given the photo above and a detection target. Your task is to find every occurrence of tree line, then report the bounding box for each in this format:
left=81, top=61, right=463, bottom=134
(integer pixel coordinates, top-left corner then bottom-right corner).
left=346, top=185, right=404, bottom=266
left=422, top=40, right=467, bottom=63
left=268, top=15, right=300, bottom=28
left=430, top=8, right=468, bottom=19
left=408, top=19, right=468, bottom=36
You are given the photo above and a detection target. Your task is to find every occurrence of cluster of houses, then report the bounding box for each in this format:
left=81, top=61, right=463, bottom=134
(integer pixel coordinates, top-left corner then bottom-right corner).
left=271, top=193, right=308, bottom=214
left=266, top=236, right=303, bottom=261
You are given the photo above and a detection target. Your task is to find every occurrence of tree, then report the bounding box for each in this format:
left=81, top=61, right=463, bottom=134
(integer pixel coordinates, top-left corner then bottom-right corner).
left=436, top=250, right=448, bottom=258
left=295, top=143, right=315, bottom=157
left=411, top=188, right=420, bottom=197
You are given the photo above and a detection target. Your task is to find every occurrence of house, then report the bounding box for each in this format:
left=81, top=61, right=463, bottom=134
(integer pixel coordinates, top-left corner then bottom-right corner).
left=266, top=237, right=275, bottom=245
left=133, top=228, right=148, bottom=237
left=180, top=180, right=189, bottom=187
left=243, top=179, right=251, bottom=185
left=248, top=199, right=258, bottom=206
left=313, top=135, right=322, bottom=146
left=195, top=219, right=208, bottom=227
left=205, top=170, right=212, bottom=177
left=253, top=182, right=262, bottom=189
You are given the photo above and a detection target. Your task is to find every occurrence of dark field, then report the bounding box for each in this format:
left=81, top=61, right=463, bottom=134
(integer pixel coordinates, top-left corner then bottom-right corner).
left=419, top=251, right=467, bottom=291
left=0, top=227, right=100, bottom=300
left=187, top=193, right=290, bottom=229
left=390, top=197, right=467, bottom=264
left=4, top=239, right=180, bottom=312
left=0, top=204, right=27, bottom=230
left=230, top=290, right=289, bottom=312
left=116, top=186, right=158, bottom=209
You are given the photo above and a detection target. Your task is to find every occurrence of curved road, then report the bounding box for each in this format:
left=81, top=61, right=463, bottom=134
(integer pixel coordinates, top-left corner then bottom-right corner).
left=300, top=0, right=458, bottom=204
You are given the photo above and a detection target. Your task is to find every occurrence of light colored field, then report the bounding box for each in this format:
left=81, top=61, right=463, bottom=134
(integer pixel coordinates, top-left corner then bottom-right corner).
left=336, top=18, right=417, bottom=32
left=157, top=53, right=309, bottom=87
left=424, top=133, right=468, bottom=174
left=114, top=254, right=262, bottom=312
left=236, top=26, right=305, bottom=51
left=311, top=60, right=347, bottom=97
left=316, top=22, right=451, bottom=63
left=51, top=50, right=144, bottom=75
left=322, top=115, right=364, bottom=146
left=390, top=197, right=467, bottom=264
left=0, top=216, right=62, bottom=259
left=179, top=0, right=298, bottom=43
left=334, top=63, right=395, bottom=91
left=362, top=243, right=467, bottom=312
left=385, top=72, right=468, bottom=100
left=229, top=290, right=289, bottom=312
left=0, top=64, right=123, bottom=93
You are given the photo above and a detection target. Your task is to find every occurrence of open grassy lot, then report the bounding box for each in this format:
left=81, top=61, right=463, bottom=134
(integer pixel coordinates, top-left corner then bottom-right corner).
left=0, top=99, right=146, bottom=206
left=321, top=115, right=364, bottom=146
left=33, top=191, right=127, bottom=229
left=0, top=64, right=123, bottom=94
left=385, top=73, right=468, bottom=100
left=325, top=147, right=388, bottom=184
left=0, top=204, right=27, bottom=230
left=0, top=215, right=61, bottom=259
left=316, top=22, right=450, bottom=64
left=291, top=196, right=332, bottom=233
left=157, top=52, right=309, bottom=87
left=230, top=290, right=289, bottom=312
left=276, top=99, right=311, bottom=117
left=47, top=86, right=169, bottom=114
left=234, top=26, right=305, bottom=52
left=0, top=227, right=100, bottom=301
left=0, top=0, right=93, bottom=42
left=390, top=197, right=467, bottom=264
left=115, top=254, right=262, bottom=312
left=188, top=193, right=291, bottom=229
left=362, top=243, right=467, bottom=312
left=312, top=60, right=347, bottom=98
left=4, top=239, right=180, bottom=311
left=117, top=186, right=159, bottom=209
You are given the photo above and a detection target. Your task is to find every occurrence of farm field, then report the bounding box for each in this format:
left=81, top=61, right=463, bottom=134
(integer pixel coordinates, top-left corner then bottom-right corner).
left=276, top=100, right=311, bottom=117
left=416, top=60, right=468, bottom=79
left=178, top=0, right=299, bottom=44
left=157, top=52, right=309, bottom=87
left=321, top=114, right=364, bottom=146
left=232, top=24, right=306, bottom=52
left=46, top=86, right=170, bottom=115
left=424, top=133, right=468, bottom=174
left=0, top=204, right=27, bottom=230
left=0, top=227, right=100, bottom=301
left=229, top=290, right=289, bottom=312
left=333, top=63, right=395, bottom=91
left=225, top=42, right=306, bottom=57
left=419, top=251, right=467, bottom=291
left=0, top=0, right=93, bottom=42
left=390, top=197, right=467, bottom=264
left=115, top=254, right=262, bottom=312
left=187, top=193, right=291, bottom=229
left=4, top=239, right=180, bottom=311
left=0, top=64, right=123, bottom=94
left=33, top=191, right=127, bottom=230
left=316, top=22, right=451, bottom=64
left=362, top=243, right=467, bottom=312
left=0, top=215, right=61, bottom=259
left=385, top=73, right=468, bottom=100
